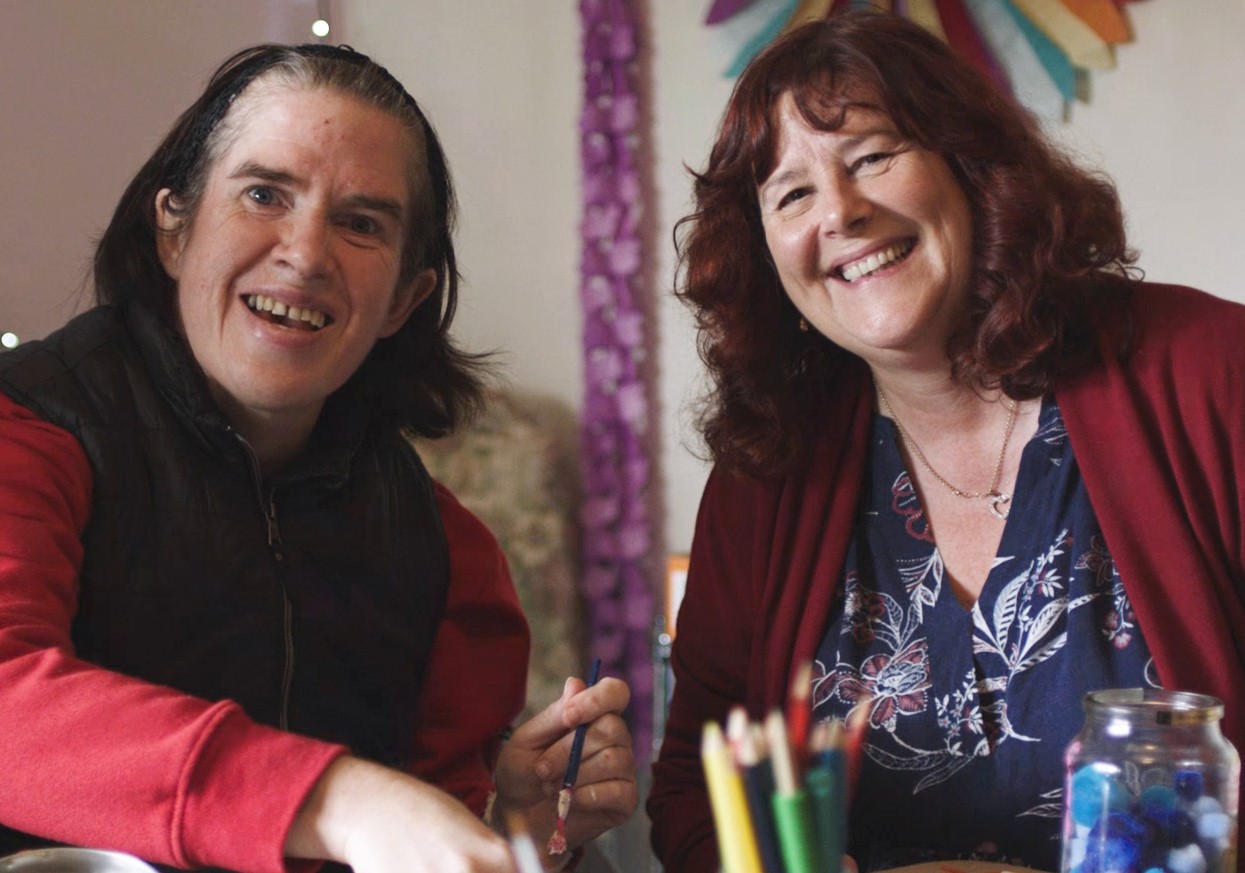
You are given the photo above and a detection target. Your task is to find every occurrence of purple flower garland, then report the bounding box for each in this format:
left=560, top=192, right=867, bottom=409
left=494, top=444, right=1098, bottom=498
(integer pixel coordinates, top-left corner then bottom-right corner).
left=578, top=0, right=657, bottom=760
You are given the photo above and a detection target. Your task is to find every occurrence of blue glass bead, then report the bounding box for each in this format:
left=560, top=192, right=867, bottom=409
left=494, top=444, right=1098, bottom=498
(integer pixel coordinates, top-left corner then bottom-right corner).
left=1137, top=784, right=1179, bottom=816
left=1174, top=770, right=1204, bottom=802
left=1072, top=765, right=1132, bottom=828
left=1137, top=801, right=1197, bottom=849
left=1084, top=811, right=1150, bottom=873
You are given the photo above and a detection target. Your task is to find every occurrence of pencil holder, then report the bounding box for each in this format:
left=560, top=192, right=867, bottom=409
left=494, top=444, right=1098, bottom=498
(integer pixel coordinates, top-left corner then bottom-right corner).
left=1060, top=688, right=1239, bottom=873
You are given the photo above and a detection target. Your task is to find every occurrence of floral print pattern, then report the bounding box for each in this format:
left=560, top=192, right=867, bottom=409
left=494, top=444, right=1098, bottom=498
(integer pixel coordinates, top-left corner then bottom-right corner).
left=812, top=399, right=1156, bottom=872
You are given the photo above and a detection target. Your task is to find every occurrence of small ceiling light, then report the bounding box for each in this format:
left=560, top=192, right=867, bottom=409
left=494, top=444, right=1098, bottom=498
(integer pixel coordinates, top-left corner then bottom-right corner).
left=1, top=332, right=19, bottom=349
left=311, top=18, right=330, bottom=38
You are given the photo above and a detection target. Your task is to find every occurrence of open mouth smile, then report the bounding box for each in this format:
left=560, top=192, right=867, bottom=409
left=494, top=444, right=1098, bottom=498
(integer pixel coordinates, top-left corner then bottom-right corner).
left=244, top=294, right=331, bottom=331
left=837, top=240, right=915, bottom=282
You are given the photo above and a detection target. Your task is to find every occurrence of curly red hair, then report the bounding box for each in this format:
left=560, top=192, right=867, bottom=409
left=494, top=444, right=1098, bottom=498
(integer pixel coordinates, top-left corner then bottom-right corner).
left=679, top=11, right=1137, bottom=477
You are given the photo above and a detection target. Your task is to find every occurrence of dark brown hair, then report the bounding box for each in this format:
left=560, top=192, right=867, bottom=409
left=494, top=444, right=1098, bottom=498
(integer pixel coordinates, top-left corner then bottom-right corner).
left=679, top=11, right=1137, bottom=477
left=93, top=43, right=487, bottom=437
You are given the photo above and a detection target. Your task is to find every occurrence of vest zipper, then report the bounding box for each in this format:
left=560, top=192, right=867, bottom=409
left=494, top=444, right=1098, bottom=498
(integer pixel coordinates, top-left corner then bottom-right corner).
left=231, top=429, right=297, bottom=733
left=265, top=497, right=296, bottom=732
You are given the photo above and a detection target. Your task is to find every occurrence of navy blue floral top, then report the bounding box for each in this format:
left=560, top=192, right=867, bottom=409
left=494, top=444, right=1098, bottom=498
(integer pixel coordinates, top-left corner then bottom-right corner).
left=811, top=399, right=1159, bottom=872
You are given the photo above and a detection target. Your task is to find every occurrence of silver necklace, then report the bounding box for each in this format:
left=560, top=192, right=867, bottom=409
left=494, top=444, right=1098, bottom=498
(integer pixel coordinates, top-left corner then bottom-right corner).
left=875, top=383, right=1018, bottom=521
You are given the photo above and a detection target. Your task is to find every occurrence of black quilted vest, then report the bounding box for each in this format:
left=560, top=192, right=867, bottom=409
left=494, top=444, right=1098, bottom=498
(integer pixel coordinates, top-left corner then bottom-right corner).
left=0, top=302, right=450, bottom=858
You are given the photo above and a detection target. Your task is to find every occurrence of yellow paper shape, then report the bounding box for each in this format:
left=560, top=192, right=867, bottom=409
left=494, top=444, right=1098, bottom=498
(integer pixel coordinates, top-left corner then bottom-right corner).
left=1058, top=0, right=1132, bottom=44
left=905, top=0, right=948, bottom=42
left=1012, top=0, right=1115, bottom=69
left=785, top=0, right=835, bottom=31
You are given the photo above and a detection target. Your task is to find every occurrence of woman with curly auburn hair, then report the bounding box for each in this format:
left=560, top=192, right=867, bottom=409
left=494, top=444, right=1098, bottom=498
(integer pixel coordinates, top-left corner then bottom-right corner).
left=649, top=11, right=1245, bottom=872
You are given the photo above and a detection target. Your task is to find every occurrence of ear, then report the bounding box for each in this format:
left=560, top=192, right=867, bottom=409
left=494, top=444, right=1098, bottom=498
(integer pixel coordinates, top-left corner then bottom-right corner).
left=154, top=188, right=187, bottom=280
left=378, top=268, right=438, bottom=338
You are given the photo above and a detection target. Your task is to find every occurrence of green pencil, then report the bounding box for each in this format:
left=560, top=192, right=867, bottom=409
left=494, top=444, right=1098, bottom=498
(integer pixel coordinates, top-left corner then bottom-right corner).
left=764, top=709, right=824, bottom=873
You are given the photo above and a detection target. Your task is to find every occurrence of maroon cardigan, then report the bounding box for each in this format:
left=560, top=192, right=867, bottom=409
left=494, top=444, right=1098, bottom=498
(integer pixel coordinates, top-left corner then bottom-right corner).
left=648, top=282, right=1245, bottom=871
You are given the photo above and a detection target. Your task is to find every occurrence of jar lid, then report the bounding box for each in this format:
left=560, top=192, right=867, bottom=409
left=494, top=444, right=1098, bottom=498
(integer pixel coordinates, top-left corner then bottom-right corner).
left=1084, top=688, right=1225, bottom=724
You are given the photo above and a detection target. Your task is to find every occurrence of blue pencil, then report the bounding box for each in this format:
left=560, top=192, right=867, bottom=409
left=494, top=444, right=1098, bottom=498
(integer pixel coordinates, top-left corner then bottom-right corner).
left=548, top=657, right=602, bottom=854
left=738, top=723, right=785, bottom=873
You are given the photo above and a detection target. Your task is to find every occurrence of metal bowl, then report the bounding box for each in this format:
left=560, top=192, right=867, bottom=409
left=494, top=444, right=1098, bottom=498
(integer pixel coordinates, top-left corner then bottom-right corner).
left=0, top=849, right=158, bottom=873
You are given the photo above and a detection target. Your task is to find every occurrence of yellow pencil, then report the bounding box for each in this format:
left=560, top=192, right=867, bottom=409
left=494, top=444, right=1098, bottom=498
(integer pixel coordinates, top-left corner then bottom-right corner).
left=701, top=721, right=764, bottom=873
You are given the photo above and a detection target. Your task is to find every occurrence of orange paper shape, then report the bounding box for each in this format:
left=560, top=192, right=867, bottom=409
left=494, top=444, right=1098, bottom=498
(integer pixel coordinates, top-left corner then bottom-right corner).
left=1059, top=0, right=1132, bottom=43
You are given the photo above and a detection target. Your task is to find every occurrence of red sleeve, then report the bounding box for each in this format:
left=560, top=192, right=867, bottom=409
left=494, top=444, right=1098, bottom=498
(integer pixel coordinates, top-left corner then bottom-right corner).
left=647, top=467, right=769, bottom=873
left=0, top=392, right=346, bottom=873
left=408, top=482, right=530, bottom=814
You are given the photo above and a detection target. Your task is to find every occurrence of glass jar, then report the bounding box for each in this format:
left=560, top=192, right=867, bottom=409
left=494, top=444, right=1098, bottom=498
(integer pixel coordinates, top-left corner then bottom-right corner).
left=1061, top=688, right=1239, bottom=873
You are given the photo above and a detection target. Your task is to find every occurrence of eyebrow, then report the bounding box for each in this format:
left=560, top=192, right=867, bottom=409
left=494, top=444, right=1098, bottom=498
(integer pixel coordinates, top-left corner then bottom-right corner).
left=228, top=161, right=406, bottom=220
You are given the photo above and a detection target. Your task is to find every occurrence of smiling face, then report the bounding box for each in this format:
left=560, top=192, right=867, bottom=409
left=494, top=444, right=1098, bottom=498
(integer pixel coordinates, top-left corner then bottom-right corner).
left=156, top=81, right=435, bottom=456
left=758, top=93, right=974, bottom=373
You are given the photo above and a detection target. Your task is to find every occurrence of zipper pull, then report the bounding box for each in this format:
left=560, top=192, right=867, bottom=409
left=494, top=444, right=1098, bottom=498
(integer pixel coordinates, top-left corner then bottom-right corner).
left=266, top=498, right=285, bottom=560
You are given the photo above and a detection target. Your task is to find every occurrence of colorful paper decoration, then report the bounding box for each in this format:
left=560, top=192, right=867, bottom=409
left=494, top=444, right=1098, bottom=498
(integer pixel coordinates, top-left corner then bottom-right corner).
left=704, top=0, right=1146, bottom=118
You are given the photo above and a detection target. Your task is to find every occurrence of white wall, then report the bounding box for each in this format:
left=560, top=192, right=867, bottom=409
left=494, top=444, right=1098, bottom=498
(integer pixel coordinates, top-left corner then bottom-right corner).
left=4, top=1, right=1244, bottom=557
left=334, top=1, right=584, bottom=409
left=1051, top=0, right=1245, bottom=297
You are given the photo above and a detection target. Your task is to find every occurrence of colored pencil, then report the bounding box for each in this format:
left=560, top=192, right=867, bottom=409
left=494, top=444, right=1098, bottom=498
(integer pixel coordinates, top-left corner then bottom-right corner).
left=765, top=709, right=822, bottom=873
left=702, top=721, right=765, bottom=873
left=844, top=694, right=872, bottom=802
left=737, top=723, right=785, bottom=873
left=806, top=720, right=846, bottom=870
left=786, top=659, right=814, bottom=775
left=726, top=704, right=751, bottom=759
left=503, top=810, right=547, bottom=873
left=547, top=657, right=602, bottom=854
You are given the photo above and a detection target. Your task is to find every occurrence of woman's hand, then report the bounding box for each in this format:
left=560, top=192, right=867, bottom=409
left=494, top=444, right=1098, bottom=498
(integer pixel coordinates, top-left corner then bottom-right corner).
left=285, top=755, right=515, bottom=873
left=493, top=674, right=638, bottom=864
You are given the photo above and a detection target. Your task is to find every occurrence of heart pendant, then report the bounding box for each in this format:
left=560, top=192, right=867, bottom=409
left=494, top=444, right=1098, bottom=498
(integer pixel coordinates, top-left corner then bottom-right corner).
left=989, top=492, right=1011, bottom=521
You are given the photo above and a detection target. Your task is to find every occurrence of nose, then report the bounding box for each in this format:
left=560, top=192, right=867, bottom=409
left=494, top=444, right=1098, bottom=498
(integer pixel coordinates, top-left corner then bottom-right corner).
left=275, top=210, right=331, bottom=280
left=820, top=170, right=872, bottom=236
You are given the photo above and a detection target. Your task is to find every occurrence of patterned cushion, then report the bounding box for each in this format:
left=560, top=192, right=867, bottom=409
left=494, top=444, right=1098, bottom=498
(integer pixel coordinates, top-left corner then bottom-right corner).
left=411, top=391, right=586, bottom=720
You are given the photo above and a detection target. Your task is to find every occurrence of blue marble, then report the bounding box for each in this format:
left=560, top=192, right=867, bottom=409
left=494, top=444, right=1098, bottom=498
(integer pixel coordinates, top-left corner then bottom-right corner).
left=1135, top=803, right=1197, bottom=850
left=1072, top=765, right=1131, bottom=828
left=1137, top=784, right=1179, bottom=816
left=1174, top=770, right=1205, bottom=802
left=1083, top=811, right=1150, bottom=873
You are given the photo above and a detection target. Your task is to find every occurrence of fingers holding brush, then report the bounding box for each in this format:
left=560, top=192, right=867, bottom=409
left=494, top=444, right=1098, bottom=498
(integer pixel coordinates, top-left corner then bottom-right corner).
left=538, top=711, right=634, bottom=797
left=493, top=663, right=637, bottom=857
left=545, top=672, right=637, bottom=855
left=548, top=730, right=638, bottom=849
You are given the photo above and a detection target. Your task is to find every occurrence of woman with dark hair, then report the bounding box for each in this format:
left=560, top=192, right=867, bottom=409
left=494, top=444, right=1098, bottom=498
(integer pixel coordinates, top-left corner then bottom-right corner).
left=0, top=44, right=635, bottom=873
left=648, top=11, right=1244, bottom=871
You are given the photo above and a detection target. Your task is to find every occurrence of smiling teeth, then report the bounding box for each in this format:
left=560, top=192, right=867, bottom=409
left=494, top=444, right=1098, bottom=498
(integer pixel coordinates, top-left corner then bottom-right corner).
left=245, top=294, right=327, bottom=329
left=839, top=242, right=914, bottom=282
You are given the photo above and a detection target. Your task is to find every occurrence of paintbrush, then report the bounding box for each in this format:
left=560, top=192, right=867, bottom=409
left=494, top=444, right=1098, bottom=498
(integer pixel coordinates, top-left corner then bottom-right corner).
left=547, top=657, right=602, bottom=855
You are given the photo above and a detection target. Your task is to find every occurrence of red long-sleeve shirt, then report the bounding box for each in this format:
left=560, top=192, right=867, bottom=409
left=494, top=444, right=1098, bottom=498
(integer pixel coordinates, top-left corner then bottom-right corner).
left=0, top=391, right=529, bottom=873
